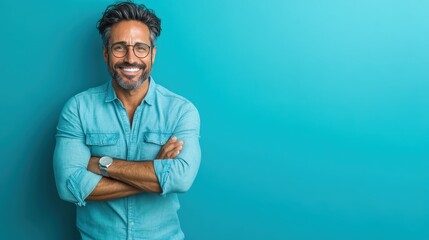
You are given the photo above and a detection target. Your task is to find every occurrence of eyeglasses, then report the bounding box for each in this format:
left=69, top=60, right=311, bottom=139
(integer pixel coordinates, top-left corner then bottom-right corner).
left=110, top=42, right=152, bottom=58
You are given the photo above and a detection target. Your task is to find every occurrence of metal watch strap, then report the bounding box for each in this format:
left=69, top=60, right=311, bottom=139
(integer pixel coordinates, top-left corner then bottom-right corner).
left=100, top=165, right=109, bottom=177
left=99, top=156, right=113, bottom=177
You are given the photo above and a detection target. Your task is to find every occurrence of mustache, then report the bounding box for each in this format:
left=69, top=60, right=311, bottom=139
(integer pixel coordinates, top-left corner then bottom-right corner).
left=114, top=62, right=146, bottom=69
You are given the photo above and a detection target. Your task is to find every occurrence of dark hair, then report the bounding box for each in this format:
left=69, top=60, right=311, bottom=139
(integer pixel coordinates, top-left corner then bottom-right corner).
left=97, top=1, right=161, bottom=48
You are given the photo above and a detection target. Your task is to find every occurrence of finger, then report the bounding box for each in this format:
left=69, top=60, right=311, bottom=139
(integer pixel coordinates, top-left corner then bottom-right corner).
left=168, top=145, right=183, bottom=158
left=157, top=145, right=178, bottom=159
left=167, top=150, right=180, bottom=159
left=157, top=138, right=183, bottom=159
left=160, top=137, right=179, bottom=152
left=162, top=141, right=183, bottom=153
left=161, top=143, right=175, bottom=154
left=168, top=136, right=177, bottom=143
left=169, top=142, right=183, bottom=154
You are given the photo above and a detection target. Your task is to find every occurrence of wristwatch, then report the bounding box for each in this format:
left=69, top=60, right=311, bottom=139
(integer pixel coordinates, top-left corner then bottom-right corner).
left=99, top=156, right=113, bottom=177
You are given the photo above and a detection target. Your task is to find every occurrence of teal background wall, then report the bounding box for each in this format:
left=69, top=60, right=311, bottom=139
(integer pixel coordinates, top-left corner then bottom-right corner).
left=1, top=0, right=428, bottom=239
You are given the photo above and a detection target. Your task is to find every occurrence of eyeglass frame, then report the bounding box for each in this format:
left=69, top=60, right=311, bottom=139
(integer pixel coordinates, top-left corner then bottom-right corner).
left=109, top=41, right=153, bottom=58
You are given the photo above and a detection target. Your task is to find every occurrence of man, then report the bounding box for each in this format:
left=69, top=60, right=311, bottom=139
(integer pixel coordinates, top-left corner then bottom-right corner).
left=53, top=1, right=201, bottom=239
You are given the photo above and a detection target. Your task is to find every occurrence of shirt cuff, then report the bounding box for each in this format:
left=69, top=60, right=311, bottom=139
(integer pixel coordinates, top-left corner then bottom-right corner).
left=66, top=169, right=102, bottom=206
left=153, top=159, right=172, bottom=195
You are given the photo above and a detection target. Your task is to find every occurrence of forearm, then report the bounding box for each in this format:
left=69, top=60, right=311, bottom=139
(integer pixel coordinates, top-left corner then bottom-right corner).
left=88, top=156, right=161, bottom=193
left=86, top=177, right=141, bottom=201
left=108, top=160, right=162, bottom=193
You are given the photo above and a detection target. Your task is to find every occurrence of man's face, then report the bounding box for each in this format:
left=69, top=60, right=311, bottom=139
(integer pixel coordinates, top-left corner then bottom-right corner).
left=103, top=20, right=156, bottom=90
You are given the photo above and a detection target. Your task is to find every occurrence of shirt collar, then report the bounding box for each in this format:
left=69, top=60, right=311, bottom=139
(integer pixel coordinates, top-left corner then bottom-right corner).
left=105, top=80, right=117, bottom=102
left=143, top=77, right=156, bottom=106
left=104, top=76, right=156, bottom=106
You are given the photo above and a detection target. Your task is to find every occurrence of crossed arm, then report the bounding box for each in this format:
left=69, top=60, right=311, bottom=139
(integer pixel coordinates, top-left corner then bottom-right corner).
left=53, top=97, right=200, bottom=206
left=86, top=137, right=183, bottom=201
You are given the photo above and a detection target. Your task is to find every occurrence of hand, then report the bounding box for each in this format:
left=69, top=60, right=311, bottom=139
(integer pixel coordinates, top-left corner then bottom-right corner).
left=156, top=136, right=184, bottom=159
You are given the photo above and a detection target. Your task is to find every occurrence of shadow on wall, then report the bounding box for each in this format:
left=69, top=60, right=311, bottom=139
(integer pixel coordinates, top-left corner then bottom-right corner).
left=4, top=18, right=109, bottom=239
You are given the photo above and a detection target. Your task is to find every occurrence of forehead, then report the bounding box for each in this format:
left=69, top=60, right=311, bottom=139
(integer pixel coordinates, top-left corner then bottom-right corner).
left=110, top=20, right=151, bottom=44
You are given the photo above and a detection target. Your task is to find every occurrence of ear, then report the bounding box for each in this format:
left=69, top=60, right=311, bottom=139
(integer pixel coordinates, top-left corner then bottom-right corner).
left=103, top=46, right=108, bottom=63
left=151, top=46, right=157, bottom=64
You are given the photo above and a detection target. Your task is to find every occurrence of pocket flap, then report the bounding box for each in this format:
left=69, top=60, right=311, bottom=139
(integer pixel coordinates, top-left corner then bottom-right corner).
left=86, top=133, right=119, bottom=146
left=144, top=132, right=171, bottom=145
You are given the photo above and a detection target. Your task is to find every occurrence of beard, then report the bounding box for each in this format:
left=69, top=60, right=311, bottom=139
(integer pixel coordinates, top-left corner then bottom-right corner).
left=109, top=60, right=152, bottom=90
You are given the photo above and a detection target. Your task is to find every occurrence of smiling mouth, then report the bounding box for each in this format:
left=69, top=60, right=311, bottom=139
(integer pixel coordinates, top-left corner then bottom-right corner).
left=120, top=67, right=141, bottom=73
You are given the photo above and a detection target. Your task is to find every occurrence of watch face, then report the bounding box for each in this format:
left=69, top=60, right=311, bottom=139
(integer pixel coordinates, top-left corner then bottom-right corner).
left=99, top=156, right=113, bottom=166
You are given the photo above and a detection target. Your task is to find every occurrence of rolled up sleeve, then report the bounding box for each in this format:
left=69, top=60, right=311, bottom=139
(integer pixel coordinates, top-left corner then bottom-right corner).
left=53, top=97, right=102, bottom=206
left=154, top=103, right=201, bottom=195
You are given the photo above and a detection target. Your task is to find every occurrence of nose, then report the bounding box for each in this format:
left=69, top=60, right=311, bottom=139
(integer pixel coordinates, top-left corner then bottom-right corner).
left=124, top=45, right=138, bottom=62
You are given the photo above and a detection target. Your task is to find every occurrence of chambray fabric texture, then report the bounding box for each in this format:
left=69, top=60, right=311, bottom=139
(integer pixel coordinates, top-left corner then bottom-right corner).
left=53, top=78, right=201, bottom=240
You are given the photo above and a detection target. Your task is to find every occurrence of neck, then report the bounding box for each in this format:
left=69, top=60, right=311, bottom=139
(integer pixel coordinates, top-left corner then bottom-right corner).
left=112, top=78, right=149, bottom=110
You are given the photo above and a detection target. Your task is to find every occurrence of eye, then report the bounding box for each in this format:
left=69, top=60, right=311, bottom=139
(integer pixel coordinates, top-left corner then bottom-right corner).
left=135, top=44, right=149, bottom=52
left=112, top=44, right=126, bottom=52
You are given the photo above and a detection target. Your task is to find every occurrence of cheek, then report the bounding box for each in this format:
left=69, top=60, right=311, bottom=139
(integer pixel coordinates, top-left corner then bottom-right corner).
left=108, top=58, right=117, bottom=70
left=107, top=55, right=120, bottom=69
left=145, top=59, right=153, bottom=68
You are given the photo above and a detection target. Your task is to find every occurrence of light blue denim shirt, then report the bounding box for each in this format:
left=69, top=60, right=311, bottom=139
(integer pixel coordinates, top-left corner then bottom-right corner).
left=53, top=78, right=201, bottom=240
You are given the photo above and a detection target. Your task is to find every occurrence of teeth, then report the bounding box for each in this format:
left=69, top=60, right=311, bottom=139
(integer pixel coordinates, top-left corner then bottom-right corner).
left=122, top=68, right=140, bottom=72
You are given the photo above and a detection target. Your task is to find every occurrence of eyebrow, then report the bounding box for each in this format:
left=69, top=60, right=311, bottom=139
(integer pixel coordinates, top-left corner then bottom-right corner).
left=111, top=41, right=150, bottom=46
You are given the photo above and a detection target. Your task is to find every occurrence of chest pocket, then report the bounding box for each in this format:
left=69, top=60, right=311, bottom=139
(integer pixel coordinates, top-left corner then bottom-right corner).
left=139, top=132, right=172, bottom=160
left=86, top=133, right=119, bottom=157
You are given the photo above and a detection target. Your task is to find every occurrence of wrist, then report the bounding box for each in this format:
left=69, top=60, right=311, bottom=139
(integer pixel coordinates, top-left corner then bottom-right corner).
left=99, top=156, right=113, bottom=177
left=88, top=156, right=102, bottom=175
